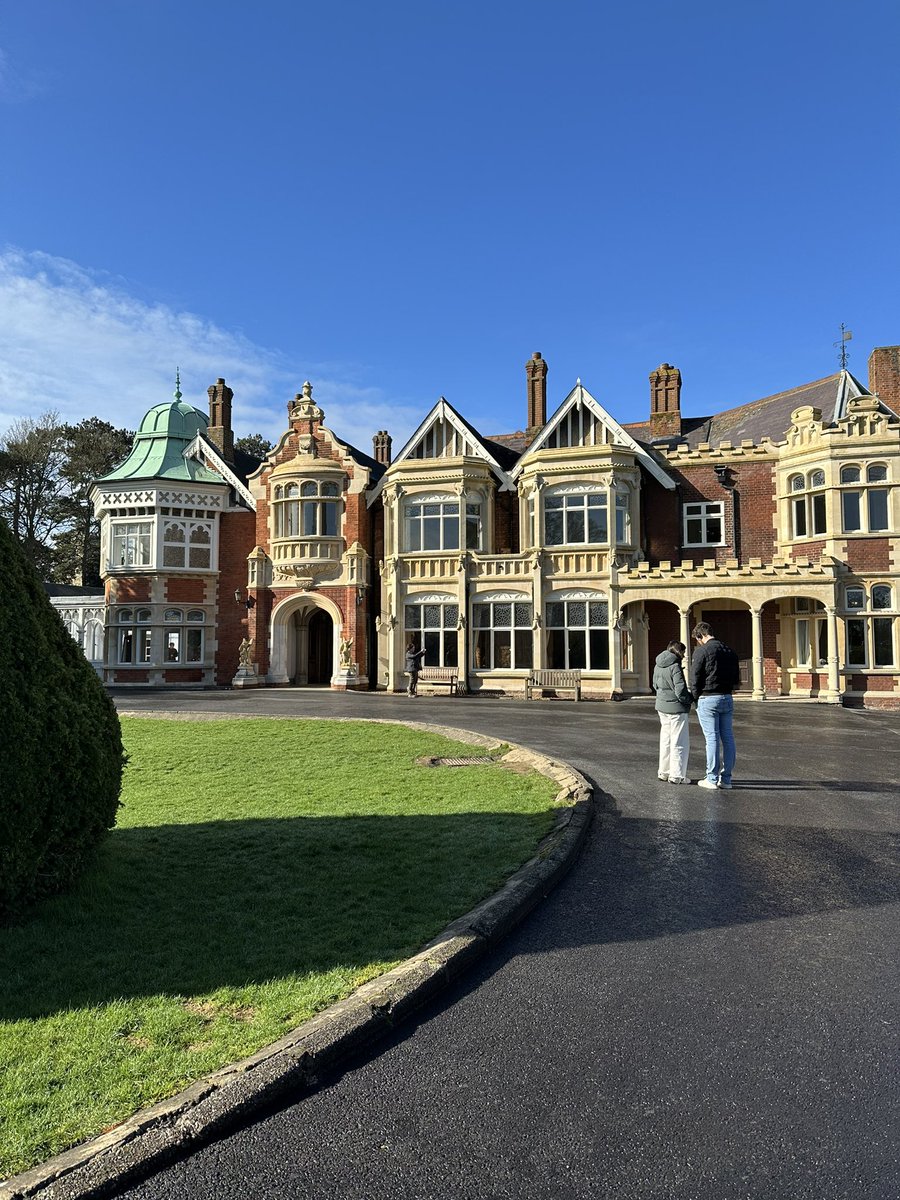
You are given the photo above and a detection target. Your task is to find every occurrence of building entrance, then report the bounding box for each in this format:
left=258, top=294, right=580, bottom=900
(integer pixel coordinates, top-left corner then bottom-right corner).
left=703, top=609, right=752, bottom=690
left=290, top=606, right=334, bottom=685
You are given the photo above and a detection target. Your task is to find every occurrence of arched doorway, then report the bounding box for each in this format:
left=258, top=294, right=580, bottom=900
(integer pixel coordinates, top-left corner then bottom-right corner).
left=306, top=609, right=333, bottom=684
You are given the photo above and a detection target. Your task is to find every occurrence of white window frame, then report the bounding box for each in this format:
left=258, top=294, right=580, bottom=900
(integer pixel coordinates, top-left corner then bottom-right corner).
left=788, top=470, right=827, bottom=540
left=273, top=480, right=342, bottom=540
left=404, top=595, right=459, bottom=667
left=839, top=462, right=892, bottom=534
left=683, top=501, right=725, bottom=548
left=544, top=487, right=608, bottom=547
left=117, top=607, right=152, bottom=664
left=404, top=495, right=463, bottom=553
left=163, top=608, right=206, bottom=665
left=842, top=583, right=896, bottom=669
left=545, top=594, right=610, bottom=671
left=111, top=521, right=154, bottom=569
left=472, top=598, right=533, bottom=671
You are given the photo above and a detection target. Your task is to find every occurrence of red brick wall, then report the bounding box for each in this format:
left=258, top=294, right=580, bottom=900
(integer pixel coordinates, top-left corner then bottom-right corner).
left=165, top=577, right=207, bottom=603
left=164, top=669, right=203, bottom=684
left=844, top=538, right=892, bottom=572
left=493, top=490, right=516, bottom=554
left=216, top=510, right=258, bottom=684
left=762, top=604, right=780, bottom=692
left=662, top=461, right=776, bottom=564
left=791, top=540, right=826, bottom=563
left=868, top=346, right=900, bottom=417
left=112, top=669, right=149, bottom=683
left=642, top=473, right=680, bottom=562
left=109, top=577, right=152, bottom=602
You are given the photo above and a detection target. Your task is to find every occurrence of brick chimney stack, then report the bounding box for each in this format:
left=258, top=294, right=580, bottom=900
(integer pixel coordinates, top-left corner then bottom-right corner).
left=526, top=351, right=548, bottom=431
left=868, top=345, right=900, bottom=418
left=207, top=378, right=235, bottom=463
left=649, top=364, right=682, bottom=440
left=373, top=430, right=392, bottom=465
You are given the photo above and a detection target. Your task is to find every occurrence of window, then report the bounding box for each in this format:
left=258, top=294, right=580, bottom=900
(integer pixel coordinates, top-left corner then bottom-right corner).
left=843, top=584, right=895, bottom=668
left=404, top=496, right=477, bottom=552
left=118, top=607, right=152, bottom=664
left=404, top=599, right=458, bottom=666
left=163, top=608, right=205, bottom=664
left=795, top=600, right=827, bottom=669
left=683, top=501, right=724, bottom=547
left=545, top=597, right=609, bottom=670
left=472, top=600, right=533, bottom=670
left=162, top=520, right=213, bottom=569
left=840, top=463, right=891, bottom=533
left=544, top=490, right=607, bottom=546
left=274, top=480, right=341, bottom=538
left=789, top=470, right=827, bottom=539
left=111, top=522, right=152, bottom=568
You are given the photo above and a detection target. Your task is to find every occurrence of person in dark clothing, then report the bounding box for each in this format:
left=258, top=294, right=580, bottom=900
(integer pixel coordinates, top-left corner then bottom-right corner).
left=690, top=621, right=740, bottom=790
left=653, top=640, right=693, bottom=783
left=405, top=641, right=426, bottom=696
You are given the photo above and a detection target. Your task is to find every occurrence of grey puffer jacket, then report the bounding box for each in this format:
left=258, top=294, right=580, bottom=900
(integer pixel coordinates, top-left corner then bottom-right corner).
left=653, top=650, right=693, bottom=714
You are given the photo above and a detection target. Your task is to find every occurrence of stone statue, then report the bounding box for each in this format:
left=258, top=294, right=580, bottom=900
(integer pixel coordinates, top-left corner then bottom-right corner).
left=238, top=637, right=254, bottom=669
left=339, top=637, right=353, bottom=669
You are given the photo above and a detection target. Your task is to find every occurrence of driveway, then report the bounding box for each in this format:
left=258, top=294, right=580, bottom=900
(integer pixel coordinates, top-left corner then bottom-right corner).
left=111, top=691, right=900, bottom=1200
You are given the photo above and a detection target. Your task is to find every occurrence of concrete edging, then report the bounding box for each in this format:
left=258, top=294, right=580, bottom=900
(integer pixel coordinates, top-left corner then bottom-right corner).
left=1, top=718, right=593, bottom=1200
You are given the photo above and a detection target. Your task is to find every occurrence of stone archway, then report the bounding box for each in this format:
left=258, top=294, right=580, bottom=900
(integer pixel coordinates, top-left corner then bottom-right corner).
left=268, top=593, right=344, bottom=686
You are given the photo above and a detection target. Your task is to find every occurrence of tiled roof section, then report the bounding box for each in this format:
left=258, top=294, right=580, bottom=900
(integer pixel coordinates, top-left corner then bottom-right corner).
left=44, top=583, right=105, bottom=598
left=338, top=437, right=387, bottom=482
left=480, top=436, right=524, bottom=470
left=486, top=430, right=530, bottom=459
left=231, top=446, right=265, bottom=486
left=625, top=373, right=854, bottom=449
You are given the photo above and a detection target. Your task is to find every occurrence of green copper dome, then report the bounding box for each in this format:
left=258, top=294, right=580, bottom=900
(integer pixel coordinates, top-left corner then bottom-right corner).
left=99, top=398, right=222, bottom=484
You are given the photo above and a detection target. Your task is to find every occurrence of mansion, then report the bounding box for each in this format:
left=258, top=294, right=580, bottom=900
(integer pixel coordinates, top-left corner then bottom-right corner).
left=53, top=343, right=900, bottom=708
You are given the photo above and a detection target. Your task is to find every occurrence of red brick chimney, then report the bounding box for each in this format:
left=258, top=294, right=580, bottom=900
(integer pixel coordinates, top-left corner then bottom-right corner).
left=868, top=345, right=900, bottom=417
left=207, top=378, right=235, bottom=464
left=526, top=352, right=548, bottom=431
left=649, top=364, right=682, bottom=439
left=373, top=430, right=392, bottom=465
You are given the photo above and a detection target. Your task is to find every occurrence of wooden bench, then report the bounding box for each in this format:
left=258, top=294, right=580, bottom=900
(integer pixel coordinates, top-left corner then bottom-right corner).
left=415, top=666, right=460, bottom=695
left=525, top=669, right=582, bottom=701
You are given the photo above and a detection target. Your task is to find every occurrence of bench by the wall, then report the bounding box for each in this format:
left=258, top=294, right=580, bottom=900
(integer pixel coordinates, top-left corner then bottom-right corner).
left=524, top=669, right=582, bottom=701
left=416, top=666, right=460, bottom=695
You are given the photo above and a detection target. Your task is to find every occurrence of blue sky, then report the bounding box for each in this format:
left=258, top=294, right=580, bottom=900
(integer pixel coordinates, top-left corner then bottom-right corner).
left=1, top=1, right=899, bottom=449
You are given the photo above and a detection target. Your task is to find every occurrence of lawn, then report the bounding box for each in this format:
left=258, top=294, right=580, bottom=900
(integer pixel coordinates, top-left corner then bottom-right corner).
left=0, top=717, right=558, bottom=1179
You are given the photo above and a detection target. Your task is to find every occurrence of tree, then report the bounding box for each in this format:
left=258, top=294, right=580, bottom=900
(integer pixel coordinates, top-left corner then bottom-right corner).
left=234, top=433, right=273, bottom=459
left=53, top=418, right=133, bottom=585
left=0, top=412, right=66, bottom=577
left=0, top=516, right=124, bottom=920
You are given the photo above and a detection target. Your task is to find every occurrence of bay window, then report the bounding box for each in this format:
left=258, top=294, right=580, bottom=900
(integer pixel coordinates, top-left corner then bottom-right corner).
left=118, top=608, right=152, bottom=664
left=546, top=597, right=609, bottom=670
left=844, top=584, right=895, bottom=668
left=472, top=599, right=533, bottom=670
left=112, top=522, right=152, bottom=568
left=404, top=598, right=458, bottom=666
left=841, top=464, right=891, bottom=533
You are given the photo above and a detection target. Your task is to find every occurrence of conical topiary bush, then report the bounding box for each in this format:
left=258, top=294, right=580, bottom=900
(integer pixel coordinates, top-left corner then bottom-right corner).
left=0, top=517, right=123, bottom=920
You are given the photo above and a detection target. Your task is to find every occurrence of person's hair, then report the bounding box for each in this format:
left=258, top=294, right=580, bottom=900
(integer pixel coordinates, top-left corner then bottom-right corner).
left=691, top=621, right=714, bottom=641
left=667, top=640, right=686, bottom=656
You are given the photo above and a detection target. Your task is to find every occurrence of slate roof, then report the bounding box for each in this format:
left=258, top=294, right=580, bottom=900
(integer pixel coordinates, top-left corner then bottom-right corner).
left=624, top=372, right=872, bottom=450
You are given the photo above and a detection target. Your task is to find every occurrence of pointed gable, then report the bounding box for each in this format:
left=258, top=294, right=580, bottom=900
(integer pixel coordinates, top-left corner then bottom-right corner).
left=369, top=398, right=515, bottom=505
left=514, top=382, right=676, bottom=489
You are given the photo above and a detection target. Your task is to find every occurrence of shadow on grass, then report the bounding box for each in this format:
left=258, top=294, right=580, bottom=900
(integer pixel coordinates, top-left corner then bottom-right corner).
left=0, top=810, right=554, bottom=1022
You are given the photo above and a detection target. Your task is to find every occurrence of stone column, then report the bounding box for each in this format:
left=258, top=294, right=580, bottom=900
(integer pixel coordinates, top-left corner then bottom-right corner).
left=679, top=607, right=692, bottom=652
left=750, top=606, right=765, bottom=700
left=825, top=605, right=841, bottom=703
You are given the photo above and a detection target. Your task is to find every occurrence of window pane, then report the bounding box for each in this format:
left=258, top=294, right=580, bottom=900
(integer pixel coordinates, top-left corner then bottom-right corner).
left=423, top=504, right=440, bottom=516
left=423, top=631, right=441, bottom=664
left=187, top=610, right=205, bottom=622
left=444, top=605, right=459, bottom=628
left=494, top=603, right=512, bottom=628
left=547, top=629, right=566, bottom=669
left=705, top=517, right=722, bottom=543
left=589, top=601, right=609, bottom=627
left=514, top=630, right=533, bottom=669
left=545, top=495, right=563, bottom=510
left=465, top=511, right=480, bottom=550
left=163, top=545, right=185, bottom=566
left=566, top=510, right=585, bottom=542
left=514, top=603, right=531, bottom=627
left=443, top=517, right=458, bottom=549
left=443, top=634, right=458, bottom=668
left=845, top=587, right=864, bottom=610
left=119, top=630, right=134, bottom=662
left=302, top=502, right=317, bottom=536
left=405, top=605, right=421, bottom=630
left=140, top=630, right=152, bottom=662
left=189, top=546, right=211, bottom=568
left=322, top=502, right=338, bottom=536
left=119, top=608, right=133, bottom=623
left=473, top=604, right=490, bottom=628
left=587, top=506, right=608, bottom=543
left=568, top=601, right=586, bottom=627
left=494, top=631, right=512, bottom=668
left=812, top=492, right=827, bottom=535
left=867, top=464, right=888, bottom=482
left=568, top=630, right=586, bottom=669
left=424, top=604, right=441, bottom=628
left=842, top=491, right=861, bottom=532
left=300, top=482, right=316, bottom=497
left=136, top=609, right=152, bottom=622
left=817, top=620, right=828, bottom=666
left=686, top=517, right=702, bottom=544
left=406, top=520, right=421, bottom=552
left=792, top=499, right=807, bottom=538
left=321, top=481, right=340, bottom=496
left=790, top=475, right=804, bottom=492
left=545, top=602, right=564, bottom=627
left=810, top=470, right=825, bottom=488
left=873, top=618, right=894, bottom=667
left=841, top=466, right=861, bottom=484
left=474, top=629, right=490, bottom=669
left=423, top=516, right=441, bottom=550
left=186, top=629, right=203, bottom=662
left=868, top=490, right=888, bottom=531
left=872, top=586, right=891, bottom=610
left=846, top=619, right=866, bottom=666
left=164, top=609, right=182, bottom=622
left=165, top=632, right=180, bottom=662
left=589, top=629, right=609, bottom=670
left=797, top=619, right=810, bottom=666
left=545, top=509, right=564, bottom=544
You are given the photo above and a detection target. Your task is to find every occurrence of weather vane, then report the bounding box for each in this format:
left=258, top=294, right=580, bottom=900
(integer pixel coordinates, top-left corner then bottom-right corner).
left=834, top=324, right=852, bottom=370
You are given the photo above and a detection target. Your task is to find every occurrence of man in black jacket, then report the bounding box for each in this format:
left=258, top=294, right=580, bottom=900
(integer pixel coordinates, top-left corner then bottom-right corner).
left=690, top=621, right=740, bottom=790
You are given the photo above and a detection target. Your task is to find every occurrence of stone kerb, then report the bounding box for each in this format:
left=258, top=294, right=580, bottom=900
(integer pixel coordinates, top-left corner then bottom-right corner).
left=0, top=717, right=592, bottom=1200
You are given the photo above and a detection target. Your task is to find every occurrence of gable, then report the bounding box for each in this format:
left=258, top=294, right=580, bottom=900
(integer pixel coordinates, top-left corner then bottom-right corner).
left=515, top=382, right=676, bottom=489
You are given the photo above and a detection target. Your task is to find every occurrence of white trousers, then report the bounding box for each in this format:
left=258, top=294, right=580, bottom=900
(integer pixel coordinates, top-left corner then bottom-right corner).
left=657, top=711, right=690, bottom=780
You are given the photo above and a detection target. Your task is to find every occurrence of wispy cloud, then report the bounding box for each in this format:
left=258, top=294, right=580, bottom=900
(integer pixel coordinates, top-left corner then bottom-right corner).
left=0, top=248, right=421, bottom=449
left=0, top=47, right=45, bottom=103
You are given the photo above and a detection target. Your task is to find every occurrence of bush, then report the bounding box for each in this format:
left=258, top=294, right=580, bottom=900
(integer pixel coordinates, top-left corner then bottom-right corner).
left=0, top=518, right=123, bottom=920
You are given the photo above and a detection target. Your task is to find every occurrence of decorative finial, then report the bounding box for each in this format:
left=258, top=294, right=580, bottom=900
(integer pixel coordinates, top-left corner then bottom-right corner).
left=576, top=376, right=581, bottom=386
left=834, top=325, right=852, bottom=370
left=174, top=368, right=182, bottom=402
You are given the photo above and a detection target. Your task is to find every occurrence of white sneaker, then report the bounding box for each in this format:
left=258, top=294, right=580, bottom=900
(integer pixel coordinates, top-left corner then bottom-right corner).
left=657, top=773, right=668, bottom=781
left=668, top=777, right=693, bottom=785
left=697, top=778, right=719, bottom=790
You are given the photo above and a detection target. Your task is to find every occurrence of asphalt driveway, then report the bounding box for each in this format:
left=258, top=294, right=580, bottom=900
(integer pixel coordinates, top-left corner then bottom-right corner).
left=109, top=690, right=900, bottom=1200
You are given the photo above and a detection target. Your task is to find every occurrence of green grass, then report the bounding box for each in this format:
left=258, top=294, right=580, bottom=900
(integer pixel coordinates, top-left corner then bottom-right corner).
left=0, top=717, right=557, bottom=1178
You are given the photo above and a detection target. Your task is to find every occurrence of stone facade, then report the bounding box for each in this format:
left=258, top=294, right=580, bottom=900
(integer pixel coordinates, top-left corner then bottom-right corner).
left=51, top=342, right=900, bottom=708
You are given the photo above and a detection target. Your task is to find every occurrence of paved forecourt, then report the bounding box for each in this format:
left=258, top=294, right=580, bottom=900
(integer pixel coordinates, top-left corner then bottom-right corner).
left=39, top=691, right=900, bottom=1199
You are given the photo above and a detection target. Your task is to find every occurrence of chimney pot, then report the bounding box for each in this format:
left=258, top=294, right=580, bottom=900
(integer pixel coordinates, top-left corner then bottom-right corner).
left=649, top=364, right=682, bottom=440
left=207, top=377, right=235, bottom=464
left=868, top=345, right=900, bottom=418
left=525, top=351, right=548, bottom=431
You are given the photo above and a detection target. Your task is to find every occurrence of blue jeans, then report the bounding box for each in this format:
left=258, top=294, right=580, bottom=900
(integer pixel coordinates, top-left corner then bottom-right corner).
left=696, top=694, right=736, bottom=785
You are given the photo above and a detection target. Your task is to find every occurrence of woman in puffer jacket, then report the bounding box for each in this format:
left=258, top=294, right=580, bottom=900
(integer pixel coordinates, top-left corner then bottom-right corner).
left=653, top=640, right=693, bottom=784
